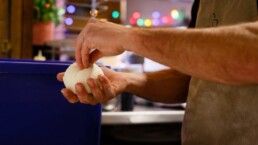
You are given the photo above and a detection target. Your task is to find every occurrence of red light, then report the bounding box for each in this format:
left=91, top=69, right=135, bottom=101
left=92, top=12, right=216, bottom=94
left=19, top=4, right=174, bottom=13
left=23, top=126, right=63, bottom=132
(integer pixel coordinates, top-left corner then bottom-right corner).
left=129, top=17, right=137, bottom=25
left=132, top=12, right=140, bottom=19
left=168, top=17, right=174, bottom=24
left=45, top=3, right=51, bottom=8
left=162, top=16, right=169, bottom=24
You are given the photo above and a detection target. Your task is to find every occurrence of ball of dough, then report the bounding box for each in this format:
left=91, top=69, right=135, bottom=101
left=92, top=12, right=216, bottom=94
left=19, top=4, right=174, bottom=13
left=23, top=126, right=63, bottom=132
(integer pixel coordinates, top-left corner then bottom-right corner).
left=63, top=63, right=104, bottom=94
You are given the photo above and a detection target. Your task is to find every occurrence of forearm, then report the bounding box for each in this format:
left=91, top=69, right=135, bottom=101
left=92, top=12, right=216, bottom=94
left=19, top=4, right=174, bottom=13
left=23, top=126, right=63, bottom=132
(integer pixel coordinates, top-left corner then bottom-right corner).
left=127, top=21, right=258, bottom=85
left=123, top=69, right=190, bottom=104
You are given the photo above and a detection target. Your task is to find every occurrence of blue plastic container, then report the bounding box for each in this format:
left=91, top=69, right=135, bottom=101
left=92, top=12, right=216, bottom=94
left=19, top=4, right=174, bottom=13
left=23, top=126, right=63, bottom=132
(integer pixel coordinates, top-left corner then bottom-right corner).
left=0, top=59, right=101, bottom=145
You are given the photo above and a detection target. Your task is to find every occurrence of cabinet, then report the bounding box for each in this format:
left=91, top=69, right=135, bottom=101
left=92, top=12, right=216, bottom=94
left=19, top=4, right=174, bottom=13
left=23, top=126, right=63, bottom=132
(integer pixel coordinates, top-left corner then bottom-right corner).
left=0, top=0, right=33, bottom=59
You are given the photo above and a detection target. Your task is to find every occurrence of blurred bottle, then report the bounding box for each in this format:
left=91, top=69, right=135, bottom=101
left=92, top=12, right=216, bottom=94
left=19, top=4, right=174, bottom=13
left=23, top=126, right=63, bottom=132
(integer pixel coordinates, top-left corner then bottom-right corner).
left=120, top=52, right=144, bottom=111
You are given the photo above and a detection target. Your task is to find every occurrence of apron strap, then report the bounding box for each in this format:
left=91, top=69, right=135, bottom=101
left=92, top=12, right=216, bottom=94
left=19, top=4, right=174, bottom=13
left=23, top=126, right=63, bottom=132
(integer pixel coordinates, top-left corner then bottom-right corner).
left=188, top=0, right=199, bottom=28
left=257, top=0, right=258, bottom=11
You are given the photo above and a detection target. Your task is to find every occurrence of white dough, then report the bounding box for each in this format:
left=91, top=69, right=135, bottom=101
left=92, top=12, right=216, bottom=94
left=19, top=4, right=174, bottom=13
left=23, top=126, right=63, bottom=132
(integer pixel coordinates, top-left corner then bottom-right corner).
left=63, top=63, right=104, bottom=94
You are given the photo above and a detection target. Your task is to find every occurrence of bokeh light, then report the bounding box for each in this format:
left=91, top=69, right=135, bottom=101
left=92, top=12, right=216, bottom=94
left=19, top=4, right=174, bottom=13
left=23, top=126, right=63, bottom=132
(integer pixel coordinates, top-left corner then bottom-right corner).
left=130, top=17, right=137, bottom=25
left=45, top=3, right=51, bottom=8
left=132, top=12, right=141, bottom=19
left=112, top=11, right=120, bottom=19
left=171, top=9, right=179, bottom=20
left=152, top=19, right=160, bottom=26
left=90, top=9, right=98, bottom=17
left=58, top=8, right=66, bottom=15
left=137, top=18, right=144, bottom=26
left=144, top=19, right=152, bottom=27
left=178, top=11, right=185, bottom=20
left=67, top=5, right=76, bottom=14
left=162, top=16, right=169, bottom=24
left=65, top=18, right=73, bottom=25
left=152, top=11, right=160, bottom=19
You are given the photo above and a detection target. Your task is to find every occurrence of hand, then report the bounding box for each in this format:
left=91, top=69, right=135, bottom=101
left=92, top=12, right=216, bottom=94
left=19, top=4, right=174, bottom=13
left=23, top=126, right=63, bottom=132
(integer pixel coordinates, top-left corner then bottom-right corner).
left=56, top=67, right=128, bottom=105
left=76, top=18, right=129, bottom=69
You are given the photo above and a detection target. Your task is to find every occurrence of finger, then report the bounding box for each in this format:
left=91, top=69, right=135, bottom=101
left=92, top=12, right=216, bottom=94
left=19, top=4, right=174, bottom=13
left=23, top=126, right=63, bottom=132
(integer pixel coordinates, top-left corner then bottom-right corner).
left=100, top=67, right=113, bottom=76
left=98, top=75, right=114, bottom=98
left=87, top=78, right=105, bottom=103
left=75, top=83, right=98, bottom=105
left=81, top=42, right=91, bottom=68
left=61, top=88, right=79, bottom=104
left=89, top=50, right=103, bottom=64
left=57, top=72, right=64, bottom=82
left=75, top=36, right=84, bottom=69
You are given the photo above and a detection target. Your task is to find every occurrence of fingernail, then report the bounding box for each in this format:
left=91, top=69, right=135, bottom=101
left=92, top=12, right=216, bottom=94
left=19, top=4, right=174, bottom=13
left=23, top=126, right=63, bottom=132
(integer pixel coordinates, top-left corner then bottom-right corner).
left=61, top=89, right=66, bottom=96
left=79, top=64, right=84, bottom=70
left=70, top=97, right=78, bottom=104
left=76, top=62, right=83, bottom=69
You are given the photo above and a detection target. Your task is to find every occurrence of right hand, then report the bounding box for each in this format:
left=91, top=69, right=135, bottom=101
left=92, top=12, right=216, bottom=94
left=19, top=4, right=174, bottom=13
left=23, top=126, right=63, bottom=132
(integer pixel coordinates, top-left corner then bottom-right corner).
left=76, top=18, right=129, bottom=69
left=57, top=67, right=128, bottom=105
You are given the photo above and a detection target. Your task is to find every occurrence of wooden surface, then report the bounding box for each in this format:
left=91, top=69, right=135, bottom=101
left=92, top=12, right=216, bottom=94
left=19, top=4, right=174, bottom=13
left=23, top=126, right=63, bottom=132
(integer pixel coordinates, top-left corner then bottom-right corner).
left=0, top=0, right=9, bottom=58
left=0, top=0, right=33, bottom=59
left=0, top=0, right=9, bottom=40
left=21, top=0, right=33, bottom=59
left=10, top=0, right=22, bottom=59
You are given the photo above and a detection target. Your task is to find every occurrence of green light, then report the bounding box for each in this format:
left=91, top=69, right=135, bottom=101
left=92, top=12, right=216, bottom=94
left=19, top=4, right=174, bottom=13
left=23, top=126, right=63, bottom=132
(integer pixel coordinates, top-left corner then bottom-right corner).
left=137, top=19, right=144, bottom=26
left=178, top=11, right=185, bottom=20
left=112, top=11, right=120, bottom=19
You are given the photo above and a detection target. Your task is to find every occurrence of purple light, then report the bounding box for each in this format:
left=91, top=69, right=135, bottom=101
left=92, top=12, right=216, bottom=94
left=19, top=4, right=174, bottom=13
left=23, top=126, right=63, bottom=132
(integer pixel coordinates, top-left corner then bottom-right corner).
left=66, top=5, right=76, bottom=14
left=152, top=11, right=160, bottom=19
left=65, top=18, right=73, bottom=25
left=152, top=19, right=160, bottom=26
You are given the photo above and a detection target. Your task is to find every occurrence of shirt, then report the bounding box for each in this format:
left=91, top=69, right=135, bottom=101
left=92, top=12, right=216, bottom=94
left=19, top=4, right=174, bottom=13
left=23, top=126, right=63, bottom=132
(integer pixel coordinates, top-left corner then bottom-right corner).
left=182, top=0, right=258, bottom=145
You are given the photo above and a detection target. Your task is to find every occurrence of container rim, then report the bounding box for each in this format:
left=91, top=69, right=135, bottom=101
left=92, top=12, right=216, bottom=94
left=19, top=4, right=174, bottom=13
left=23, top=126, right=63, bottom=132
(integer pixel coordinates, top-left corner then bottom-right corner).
left=0, top=59, right=72, bottom=75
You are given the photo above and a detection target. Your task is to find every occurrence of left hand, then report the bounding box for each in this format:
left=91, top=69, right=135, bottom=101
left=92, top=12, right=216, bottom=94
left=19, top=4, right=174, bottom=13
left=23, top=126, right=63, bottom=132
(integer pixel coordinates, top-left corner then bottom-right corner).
left=57, top=67, right=128, bottom=105
left=75, top=18, right=128, bottom=69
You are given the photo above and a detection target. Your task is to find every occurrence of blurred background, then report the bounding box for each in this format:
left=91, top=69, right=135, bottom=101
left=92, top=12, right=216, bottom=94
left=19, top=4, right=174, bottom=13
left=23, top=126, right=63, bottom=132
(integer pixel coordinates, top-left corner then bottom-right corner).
left=0, top=0, right=193, bottom=144
left=0, top=0, right=192, bottom=65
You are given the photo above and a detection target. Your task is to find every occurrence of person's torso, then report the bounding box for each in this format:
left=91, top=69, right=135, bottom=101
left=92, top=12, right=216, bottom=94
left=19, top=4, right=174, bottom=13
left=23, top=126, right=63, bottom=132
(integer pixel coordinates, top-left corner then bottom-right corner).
left=182, top=0, right=258, bottom=145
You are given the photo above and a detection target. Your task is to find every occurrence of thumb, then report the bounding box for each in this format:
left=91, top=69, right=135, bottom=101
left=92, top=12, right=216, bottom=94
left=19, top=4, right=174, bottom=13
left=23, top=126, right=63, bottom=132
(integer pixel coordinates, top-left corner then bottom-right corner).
left=89, top=50, right=103, bottom=63
left=57, top=72, right=64, bottom=82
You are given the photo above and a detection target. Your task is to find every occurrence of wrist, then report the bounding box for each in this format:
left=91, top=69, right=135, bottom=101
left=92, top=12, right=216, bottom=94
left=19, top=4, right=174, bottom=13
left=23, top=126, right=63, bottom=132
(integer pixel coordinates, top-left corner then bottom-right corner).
left=123, top=72, right=146, bottom=93
left=123, top=28, right=143, bottom=52
left=121, top=72, right=132, bottom=93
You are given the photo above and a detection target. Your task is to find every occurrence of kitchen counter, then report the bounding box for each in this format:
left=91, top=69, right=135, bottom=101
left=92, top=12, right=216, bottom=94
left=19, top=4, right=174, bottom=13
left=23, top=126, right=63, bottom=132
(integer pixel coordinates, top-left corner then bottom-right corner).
left=101, top=104, right=185, bottom=125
